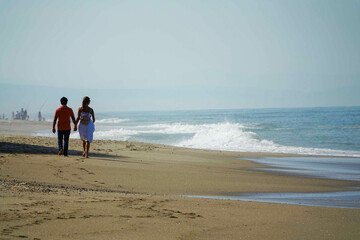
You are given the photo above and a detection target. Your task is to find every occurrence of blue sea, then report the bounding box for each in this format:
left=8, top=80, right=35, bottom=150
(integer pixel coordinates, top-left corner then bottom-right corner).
left=40, top=106, right=360, bottom=157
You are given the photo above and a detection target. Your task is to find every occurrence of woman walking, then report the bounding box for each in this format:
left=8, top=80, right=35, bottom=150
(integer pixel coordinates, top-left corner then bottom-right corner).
left=74, top=96, right=95, bottom=158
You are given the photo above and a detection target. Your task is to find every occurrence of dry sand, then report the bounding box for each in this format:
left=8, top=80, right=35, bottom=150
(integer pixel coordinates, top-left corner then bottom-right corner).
left=0, top=120, right=359, bottom=239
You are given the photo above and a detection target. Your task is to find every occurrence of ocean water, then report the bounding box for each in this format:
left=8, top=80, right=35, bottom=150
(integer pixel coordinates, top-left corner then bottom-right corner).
left=181, top=191, right=360, bottom=209
left=243, top=157, right=360, bottom=181
left=39, top=106, right=360, bottom=157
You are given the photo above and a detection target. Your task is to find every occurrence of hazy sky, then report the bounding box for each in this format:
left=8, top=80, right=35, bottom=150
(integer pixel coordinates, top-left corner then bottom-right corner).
left=0, top=0, right=359, bottom=116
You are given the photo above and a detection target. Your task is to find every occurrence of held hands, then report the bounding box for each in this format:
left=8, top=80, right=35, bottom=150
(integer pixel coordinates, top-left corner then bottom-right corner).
left=52, top=127, right=77, bottom=132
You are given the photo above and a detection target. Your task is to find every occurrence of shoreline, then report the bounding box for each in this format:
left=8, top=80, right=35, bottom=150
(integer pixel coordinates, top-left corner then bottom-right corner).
left=0, top=119, right=360, bottom=158
left=1, top=131, right=359, bottom=193
left=180, top=190, right=360, bottom=209
left=1, top=134, right=358, bottom=194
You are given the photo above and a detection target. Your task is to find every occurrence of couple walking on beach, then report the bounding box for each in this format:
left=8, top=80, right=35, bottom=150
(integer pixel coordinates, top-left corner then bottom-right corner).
left=52, top=96, right=95, bottom=158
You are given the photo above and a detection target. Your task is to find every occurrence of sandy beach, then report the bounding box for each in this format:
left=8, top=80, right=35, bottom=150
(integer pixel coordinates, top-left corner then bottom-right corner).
left=0, top=120, right=360, bottom=239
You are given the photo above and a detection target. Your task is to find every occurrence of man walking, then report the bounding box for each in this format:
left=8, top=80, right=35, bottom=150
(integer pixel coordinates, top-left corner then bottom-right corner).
left=52, top=97, right=76, bottom=156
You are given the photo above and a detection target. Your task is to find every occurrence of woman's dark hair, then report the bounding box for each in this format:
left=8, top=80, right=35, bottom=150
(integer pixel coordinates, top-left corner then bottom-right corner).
left=82, top=96, right=90, bottom=108
left=60, top=97, right=68, bottom=105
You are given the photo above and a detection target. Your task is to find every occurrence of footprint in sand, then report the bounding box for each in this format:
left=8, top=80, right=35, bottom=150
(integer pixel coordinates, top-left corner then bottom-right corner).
left=79, top=167, right=95, bottom=175
left=2, top=228, right=13, bottom=235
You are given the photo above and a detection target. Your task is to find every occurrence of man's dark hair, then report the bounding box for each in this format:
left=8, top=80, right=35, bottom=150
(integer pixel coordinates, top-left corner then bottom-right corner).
left=60, top=97, right=68, bottom=105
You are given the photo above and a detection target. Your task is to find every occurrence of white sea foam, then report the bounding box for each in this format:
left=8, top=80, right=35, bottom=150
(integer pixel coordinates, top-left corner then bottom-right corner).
left=32, top=131, right=80, bottom=139
left=94, top=128, right=137, bottom=141
left=174, top=123, right=360, bottom=157
left=175, top=122, right=266, bottom=150
left=96, top=118, right=130, bottom=124
left=133, top=123, right=204, bottom=134
left=93, top=122, right=360, bottom=156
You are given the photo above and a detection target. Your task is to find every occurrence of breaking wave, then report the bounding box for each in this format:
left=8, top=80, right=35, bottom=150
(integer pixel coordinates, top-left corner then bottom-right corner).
left=96, top=118, right=130, bottom=124
left=92, top=122, right=360, bottom=157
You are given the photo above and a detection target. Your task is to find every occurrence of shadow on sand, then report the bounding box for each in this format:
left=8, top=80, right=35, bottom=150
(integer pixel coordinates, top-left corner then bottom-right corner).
left=0, top=141, right=123, bottom=159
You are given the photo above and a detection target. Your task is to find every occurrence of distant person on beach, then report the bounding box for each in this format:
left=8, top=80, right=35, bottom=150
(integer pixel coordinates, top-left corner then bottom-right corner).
left=52, top=97, right=76, bottom=157
left=74, top=96, right=95, bottom=158
left=20, top=108, right=24, bottom=120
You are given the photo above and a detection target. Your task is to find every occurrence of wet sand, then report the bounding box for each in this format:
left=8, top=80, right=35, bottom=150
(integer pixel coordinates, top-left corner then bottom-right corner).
left=0, top=119, right=52, bottom=136
left=0, top=120, right=360, bottom=239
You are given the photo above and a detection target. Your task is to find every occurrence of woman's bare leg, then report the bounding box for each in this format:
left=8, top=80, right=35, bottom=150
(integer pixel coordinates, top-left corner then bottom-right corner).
left=82, top=140, right=86, bottom=157
left=85, top=141, right=90, bottom=158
